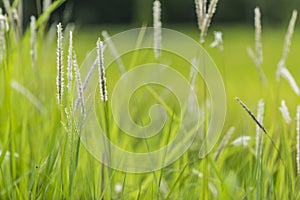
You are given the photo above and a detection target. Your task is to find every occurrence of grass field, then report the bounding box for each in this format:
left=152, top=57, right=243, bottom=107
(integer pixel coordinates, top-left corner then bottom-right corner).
left=1, top=3, right=300, bottom=199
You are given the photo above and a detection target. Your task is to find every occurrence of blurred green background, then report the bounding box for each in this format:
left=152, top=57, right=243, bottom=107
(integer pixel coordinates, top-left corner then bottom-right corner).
left=2, top=0, right=300, bottom=27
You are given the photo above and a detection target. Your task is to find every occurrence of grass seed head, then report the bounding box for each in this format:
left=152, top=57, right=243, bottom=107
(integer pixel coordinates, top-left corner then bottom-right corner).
left=282, top=10, right=297, bottom=62
left=255, top=99, right=264, bottom=158
left=67, top=31, right=73, bottom=92
left=153, top=0, right=162, bottom=59
left=200, top=0, right=219, bottom=43
left=254, top=7, right=263, bottom=64
left=97, top=38, right=108, bottom=102
left=56, top=23, right=64, bottom=104
left=30, top=16, right=37, bottom=70
left=279, top=100, right=291, bottom=124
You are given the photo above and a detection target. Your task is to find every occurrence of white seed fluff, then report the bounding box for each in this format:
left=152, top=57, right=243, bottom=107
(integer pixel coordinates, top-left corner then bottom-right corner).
left=153, top=0, right=162, bottom=59
left=282, top=10, right=297, bottom=63
left=56, top=23, right=64, bottom=104
left=277, top=64, right=300, bottom=96
left=210, top=31, right=223, bottom=51
left=200, top=0, right=219, bottom=43
left=255, top=99, right=264, bottom=159
left=97, top=38, right=108, bottom=102
left=67, top=31, right=73, bottom=92
left=254, top=7, right=263, bottom=64
left=279, top=100, right=291, bottom=124
left=30, top=16, right=37, bottom=70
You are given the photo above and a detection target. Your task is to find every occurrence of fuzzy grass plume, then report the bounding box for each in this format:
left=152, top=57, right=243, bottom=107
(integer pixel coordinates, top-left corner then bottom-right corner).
left=247, top=7, right=266, bottom=85
left=56, top=23, right=64, bottom=104
left=0, top=9, right=9, bottom=61
left=153, top=0, right=162, bottom=59
left=255, top=99, right=264, bottom=158
left=277, top=61, right=300, bottom=96
left=279, top=100, right=291, bottom=124
left=281, top=10, right=297, bottom=63
left=210, top=31, right=223, bottom=51
left=67, top=31, right=73, bottom=92
left=30, top=16, right=37, bottom=70
left=199, top=0, right=219, bottom=43
left=97, top=38, right=108, bottom=102
left=276, top=10, right=299, bottom=95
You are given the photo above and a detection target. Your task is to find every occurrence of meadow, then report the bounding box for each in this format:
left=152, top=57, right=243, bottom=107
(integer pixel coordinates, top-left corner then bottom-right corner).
left=1, top=1, right=300, bottom=200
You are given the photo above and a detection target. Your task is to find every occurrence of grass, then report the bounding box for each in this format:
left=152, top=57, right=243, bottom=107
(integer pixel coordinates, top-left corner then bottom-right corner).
left=2, top=3, right=300, bottom=199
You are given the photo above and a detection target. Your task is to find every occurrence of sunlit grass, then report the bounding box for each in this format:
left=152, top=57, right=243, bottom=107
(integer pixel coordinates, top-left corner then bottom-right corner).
left=1, top=2, right=300, bottom=198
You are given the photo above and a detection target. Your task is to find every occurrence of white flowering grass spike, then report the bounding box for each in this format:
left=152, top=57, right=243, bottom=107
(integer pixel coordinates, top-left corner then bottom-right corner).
left=279, top=100, right=291, bottom=124
left=67, top=31, right=73, bottom=92
left=248, top=7, right=267, bottom=85
left=282, top=10, right=297, bottom=63
left=195, top=0, right=205, bottom=30
left=97, top=38, right=108, bottom=102
left=56, top=23, right=64, bottom=104
left=231, top=136, right=251, bottom=147
left=0, top=10, right=8, bottom=61
left=254, top=7, right=263, bottom=64
left=200, top=0, right=219, bottom=43
left=210, top=31, right=223, bottom=51
left=297, top=105, right=300, bottom=174
left=30, top=16, right=37, bottom=70
left=255, top=99, right=264, bottom=159
left=153, top=0, right=162, bottom=59
left=277, top=65, right=300, bottom=96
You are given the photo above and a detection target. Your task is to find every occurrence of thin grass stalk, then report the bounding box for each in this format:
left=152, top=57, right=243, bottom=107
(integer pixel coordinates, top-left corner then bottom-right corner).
left=10, top=80, right=45, bottom=113
left=73, top=53, right=85, bottom=116
left=102, top=30, right=126, bottom=75
left=256, top=99, right=264, bottom=199
left=256, top=99, right=264, bottom=159
left=297, top=106, right=300, bottom=175
left=43, top=0, right=52, bottom=17
left=255, top=100, right=264, bottom=200
left=97, top=38, right=112, bottom=197
left=236, top=97, right=267, bottom=134
left=214, top=127, right=235, bottom=161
